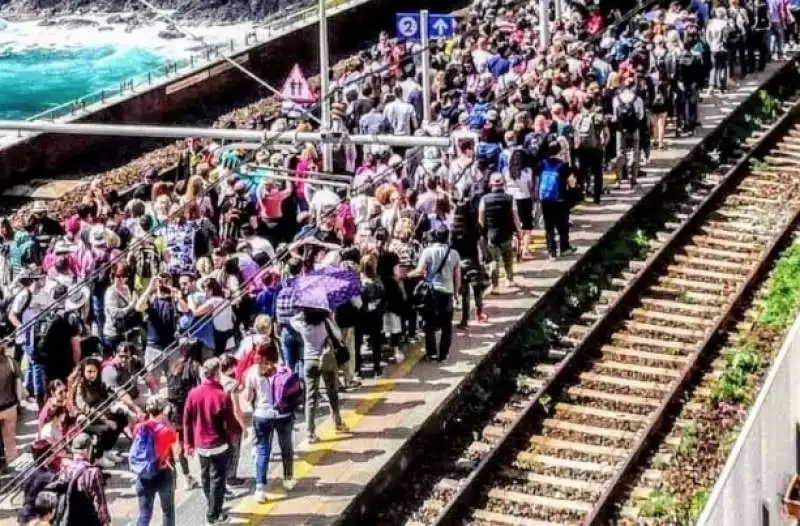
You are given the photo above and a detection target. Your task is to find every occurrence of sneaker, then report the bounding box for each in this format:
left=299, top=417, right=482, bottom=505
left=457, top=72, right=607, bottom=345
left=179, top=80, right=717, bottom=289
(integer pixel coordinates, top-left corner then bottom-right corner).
left=560, top=246, right=578, bottom=257
left=95, top=456, right=114, bottom=469
left=335, top=422, right=349, bottom=432
left=105, top=451, right=124, bottom=463
left=307, top=433, right=319, bottom=444
left=283, top=478, right=297, bottom=491
left=206, top=513, right=230, bottom=525
left=394, top=349, right=405, bottom=363
left=227, top=477, right=246, bottom=487
left=476, top=312, right=489, bottom=323
left=254, top=487, right=268, bottom=503
left=456, top=321, right=468, bottom=330
left=184, top=476, right=200, bottom=490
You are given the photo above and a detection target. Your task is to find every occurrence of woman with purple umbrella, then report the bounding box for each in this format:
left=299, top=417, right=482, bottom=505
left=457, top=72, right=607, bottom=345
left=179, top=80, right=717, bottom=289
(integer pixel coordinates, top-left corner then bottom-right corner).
left=290, top=285, right=348, bottom=443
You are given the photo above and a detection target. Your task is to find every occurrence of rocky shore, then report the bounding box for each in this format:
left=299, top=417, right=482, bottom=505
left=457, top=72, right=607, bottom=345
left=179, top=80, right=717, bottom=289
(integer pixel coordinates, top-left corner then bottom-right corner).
left=0, top=0, right=304, bottom=24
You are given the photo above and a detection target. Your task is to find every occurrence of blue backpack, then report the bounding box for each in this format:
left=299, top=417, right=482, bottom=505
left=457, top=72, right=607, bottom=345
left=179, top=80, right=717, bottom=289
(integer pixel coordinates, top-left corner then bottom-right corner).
left=129, top=423, right=161, bottom=480
left=538, top=159, right=563, bottom=202
left=469, top=102, right=490, bottom=129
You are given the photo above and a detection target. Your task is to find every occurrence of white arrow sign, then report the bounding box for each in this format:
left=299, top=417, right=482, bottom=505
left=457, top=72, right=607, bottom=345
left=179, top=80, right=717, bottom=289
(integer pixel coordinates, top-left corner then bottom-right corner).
left=432, top=18, right=450, bottom=36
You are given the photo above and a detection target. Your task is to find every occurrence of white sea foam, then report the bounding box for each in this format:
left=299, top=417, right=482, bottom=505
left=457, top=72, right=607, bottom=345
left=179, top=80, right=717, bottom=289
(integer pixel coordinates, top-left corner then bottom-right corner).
left=0, top=14, right=256, bottom=59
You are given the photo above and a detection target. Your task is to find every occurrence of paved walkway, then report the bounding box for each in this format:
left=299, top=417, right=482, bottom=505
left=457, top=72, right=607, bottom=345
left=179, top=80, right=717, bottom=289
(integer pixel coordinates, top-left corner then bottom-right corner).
left=0, top=62, right=783, bottom=526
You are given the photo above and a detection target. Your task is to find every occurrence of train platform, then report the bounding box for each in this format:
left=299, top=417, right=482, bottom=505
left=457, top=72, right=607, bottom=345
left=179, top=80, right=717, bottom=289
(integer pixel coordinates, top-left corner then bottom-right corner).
left=0, top=62, right=784, bottom=526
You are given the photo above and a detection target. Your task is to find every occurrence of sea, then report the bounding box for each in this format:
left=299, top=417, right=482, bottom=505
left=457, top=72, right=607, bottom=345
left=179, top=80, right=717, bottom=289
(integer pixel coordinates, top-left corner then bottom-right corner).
left=0, top=15, right=254, bottom=120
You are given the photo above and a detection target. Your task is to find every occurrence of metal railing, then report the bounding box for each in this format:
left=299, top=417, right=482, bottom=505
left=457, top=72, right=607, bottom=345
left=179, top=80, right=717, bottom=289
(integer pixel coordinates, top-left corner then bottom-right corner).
left=24, top=0, right=358, bottom=123
left=696, top=303, right=800, bottom=526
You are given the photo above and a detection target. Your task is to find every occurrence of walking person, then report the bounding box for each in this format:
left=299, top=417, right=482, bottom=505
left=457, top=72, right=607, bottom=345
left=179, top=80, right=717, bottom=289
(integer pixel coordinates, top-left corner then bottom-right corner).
left=536, top=143, right=577, bottom=261
left=572, top=95, right=607, bottom=203
left=477, top=173, right=522, bottom=292
left=612, top=76, right=646, bottom=187
left=407, top=227, right=461, bottom=361
left=706, top=7, right=732, bottom=93
left=243, top=342, right=297, bottom=503
left=132, top=396, right=179, bottom=526
left=290, top=307, right=347, bottom=442
left=183, top=357, right=242, bottom=525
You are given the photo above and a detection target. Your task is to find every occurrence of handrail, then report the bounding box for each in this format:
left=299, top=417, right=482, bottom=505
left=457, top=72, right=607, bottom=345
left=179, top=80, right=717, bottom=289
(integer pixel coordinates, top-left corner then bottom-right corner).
left=23, top=0, right=355, bottom=123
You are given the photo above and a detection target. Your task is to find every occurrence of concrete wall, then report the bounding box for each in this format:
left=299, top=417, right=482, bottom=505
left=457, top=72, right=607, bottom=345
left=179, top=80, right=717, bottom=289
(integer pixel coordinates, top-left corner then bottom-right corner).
left=697, top=305, right=800, bottom=526
left=0, top=0, right=465, bottom=186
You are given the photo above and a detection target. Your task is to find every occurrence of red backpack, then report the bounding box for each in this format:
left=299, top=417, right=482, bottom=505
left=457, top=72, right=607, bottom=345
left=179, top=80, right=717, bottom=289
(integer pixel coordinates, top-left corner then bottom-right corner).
left=335, top=202, right=356, bottom=244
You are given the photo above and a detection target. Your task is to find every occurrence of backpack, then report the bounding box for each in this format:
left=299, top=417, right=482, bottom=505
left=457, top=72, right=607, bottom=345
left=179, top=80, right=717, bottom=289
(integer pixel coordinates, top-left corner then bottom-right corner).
left=575, top=112, right=601, bottom=150
left=335, top=203, right=356, bottom=245
left=132, top=239, right=158, bottom=280
left=537, top=159, right=563, bottom=202
left=129, top=422, right=161, bottom=480
left=88, top=251, right=111, bottom=296
left=271, top=365, right=304, bottom=414
left=678, top=50, right=696, bottom=69
left=525, top=131, right=551, bottom=165
left=47, top=466, right=103, bottom=526
left=469, top=101, right=490, bottom=128
left=616, top=97, right=639, bottom=133
left=166, top=360, right=200, bottom=409
left=33, top=310, right=62, bottom=364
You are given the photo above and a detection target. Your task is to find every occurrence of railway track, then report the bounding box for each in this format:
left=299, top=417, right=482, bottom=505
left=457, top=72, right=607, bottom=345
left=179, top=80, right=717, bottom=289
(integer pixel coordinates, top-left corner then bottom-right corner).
left=382, top=99, right=800, bottom=526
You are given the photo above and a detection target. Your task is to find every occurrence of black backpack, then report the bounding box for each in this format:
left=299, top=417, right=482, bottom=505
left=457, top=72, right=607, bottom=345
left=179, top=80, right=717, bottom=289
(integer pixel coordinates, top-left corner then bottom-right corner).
left=88, top=252, right=111, bottom=297
left=616, top=98, right=639, bottom=132
left=33, top=310, right=62, bottom=364
left=132, top=239, right=158, bottom=280
left=167, top=360, right=200, bottom=412
left=46, top=466, right=103, bottom=526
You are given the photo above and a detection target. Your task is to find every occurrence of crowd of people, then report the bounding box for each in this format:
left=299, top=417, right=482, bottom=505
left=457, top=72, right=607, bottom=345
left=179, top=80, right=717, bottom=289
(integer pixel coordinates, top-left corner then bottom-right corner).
left=3, top=0, right=785, bottom=524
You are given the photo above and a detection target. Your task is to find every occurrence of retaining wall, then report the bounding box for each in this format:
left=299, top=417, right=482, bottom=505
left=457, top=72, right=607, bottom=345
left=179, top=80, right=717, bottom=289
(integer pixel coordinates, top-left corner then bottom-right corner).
left=697, top=291, right=800, bottom=526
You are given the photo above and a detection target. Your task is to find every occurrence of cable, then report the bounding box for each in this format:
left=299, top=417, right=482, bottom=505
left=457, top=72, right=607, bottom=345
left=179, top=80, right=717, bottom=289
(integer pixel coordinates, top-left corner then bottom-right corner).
left=134, top=0, right=326, bottom=128
left=0, top=153, right=417, bottom=497
left=1, top=0, right=654, bottom=496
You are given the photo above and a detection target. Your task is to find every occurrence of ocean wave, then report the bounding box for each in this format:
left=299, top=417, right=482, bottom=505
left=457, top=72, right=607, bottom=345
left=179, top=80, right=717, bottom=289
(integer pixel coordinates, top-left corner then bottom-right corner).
left=0, top=13, right=255, bottom=118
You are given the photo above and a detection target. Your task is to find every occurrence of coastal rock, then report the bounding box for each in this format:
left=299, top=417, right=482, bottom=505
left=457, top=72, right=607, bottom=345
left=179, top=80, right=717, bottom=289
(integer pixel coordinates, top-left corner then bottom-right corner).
left=59, top=18, right=100, bottom=29
left=157, top=28, right=184, bottom=39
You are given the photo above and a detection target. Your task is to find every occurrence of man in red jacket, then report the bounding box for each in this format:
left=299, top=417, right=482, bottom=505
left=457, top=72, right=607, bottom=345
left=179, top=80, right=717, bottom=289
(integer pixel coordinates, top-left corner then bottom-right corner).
left=183, top=357, right=241, bottom=525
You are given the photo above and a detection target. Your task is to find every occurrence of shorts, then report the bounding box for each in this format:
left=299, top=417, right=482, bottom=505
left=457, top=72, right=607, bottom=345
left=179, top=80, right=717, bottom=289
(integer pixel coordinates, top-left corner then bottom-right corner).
left=145, top=346, right=171, bottom=378
left=383, top=312, right=402, bottom=335
left=516, top=198, right=534, bottom=230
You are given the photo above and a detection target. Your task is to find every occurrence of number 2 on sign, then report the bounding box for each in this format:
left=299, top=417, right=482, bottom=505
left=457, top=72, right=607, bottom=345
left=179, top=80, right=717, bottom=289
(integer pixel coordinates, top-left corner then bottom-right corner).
left=403, top=19, right=414, bottom=33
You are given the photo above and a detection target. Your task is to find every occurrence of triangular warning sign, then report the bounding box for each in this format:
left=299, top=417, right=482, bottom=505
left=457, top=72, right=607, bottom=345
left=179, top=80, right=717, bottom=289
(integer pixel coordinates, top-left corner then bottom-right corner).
left=281, top=64, right=316, bottom=104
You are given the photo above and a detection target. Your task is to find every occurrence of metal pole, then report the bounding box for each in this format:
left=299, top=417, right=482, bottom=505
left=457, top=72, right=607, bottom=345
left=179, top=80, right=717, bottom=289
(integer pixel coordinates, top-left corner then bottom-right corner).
left=554, top=0, right=562, bottom=25
left=539, top=0, right=550, bottom=49
left=0, top=120, right=451, bottom=148
left=319, top=0, right=333, bottom=172
left=420, top=10, right=432, bottom=125
left=239, top=167, right=350, bottom=189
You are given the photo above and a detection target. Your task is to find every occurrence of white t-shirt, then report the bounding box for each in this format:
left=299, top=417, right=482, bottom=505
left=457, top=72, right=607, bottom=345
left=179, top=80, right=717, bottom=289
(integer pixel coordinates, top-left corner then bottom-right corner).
left=504, top=168, right=534, bottom=200
left=244, top=365, right=289, bottom=419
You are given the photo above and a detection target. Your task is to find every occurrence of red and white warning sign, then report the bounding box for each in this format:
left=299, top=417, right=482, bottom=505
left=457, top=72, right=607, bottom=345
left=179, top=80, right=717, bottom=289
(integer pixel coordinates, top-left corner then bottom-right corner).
left=281, top=64, right=316, bottom=104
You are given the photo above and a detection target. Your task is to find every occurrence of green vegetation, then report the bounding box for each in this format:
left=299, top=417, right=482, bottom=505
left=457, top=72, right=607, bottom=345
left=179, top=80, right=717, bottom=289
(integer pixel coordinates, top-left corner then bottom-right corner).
left=758, top=244, right=800, bottom=328
left=677, top=423, right=700, bottom=455
left=690, top=489, right=711, bottom=520
left=642, top=489, right=679, bottom=518
left=710, top=342, right=761, bottom=404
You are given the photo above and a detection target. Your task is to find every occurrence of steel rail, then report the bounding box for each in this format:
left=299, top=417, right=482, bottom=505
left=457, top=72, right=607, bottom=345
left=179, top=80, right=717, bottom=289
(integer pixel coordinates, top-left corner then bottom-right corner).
left=429, top=98, right=800, bottom=526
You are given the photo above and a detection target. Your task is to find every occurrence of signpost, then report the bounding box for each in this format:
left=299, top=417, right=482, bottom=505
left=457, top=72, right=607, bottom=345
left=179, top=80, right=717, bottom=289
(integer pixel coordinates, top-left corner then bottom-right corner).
left=395, top=11, right=454, bottom=124
left=394, top=12, right=454, bottom=40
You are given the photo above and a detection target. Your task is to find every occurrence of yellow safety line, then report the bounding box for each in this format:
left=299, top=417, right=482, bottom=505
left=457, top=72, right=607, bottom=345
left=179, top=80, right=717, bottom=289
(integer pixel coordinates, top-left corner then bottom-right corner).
left=235, top=347, right=424, bottom=523
left=236, top=234, right=544, bottom=522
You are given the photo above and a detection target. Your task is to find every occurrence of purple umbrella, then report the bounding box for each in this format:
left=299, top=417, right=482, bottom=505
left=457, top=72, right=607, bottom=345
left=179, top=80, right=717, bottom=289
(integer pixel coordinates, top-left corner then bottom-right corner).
left=292, top=267, right=361, bottom=311
left=234, top=253, right=264, bottom=291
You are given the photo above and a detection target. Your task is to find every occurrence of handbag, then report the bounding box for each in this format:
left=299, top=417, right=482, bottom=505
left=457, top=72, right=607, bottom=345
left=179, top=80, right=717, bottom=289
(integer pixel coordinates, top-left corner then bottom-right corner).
left=323, top=319, right=350, bottom=367
left=412, top=246, right=451, bottom=312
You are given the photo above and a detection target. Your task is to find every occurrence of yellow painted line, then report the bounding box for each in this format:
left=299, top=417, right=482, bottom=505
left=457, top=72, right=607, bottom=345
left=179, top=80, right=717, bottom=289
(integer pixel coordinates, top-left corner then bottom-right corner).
left=236, top=346, right=425, bottom=523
